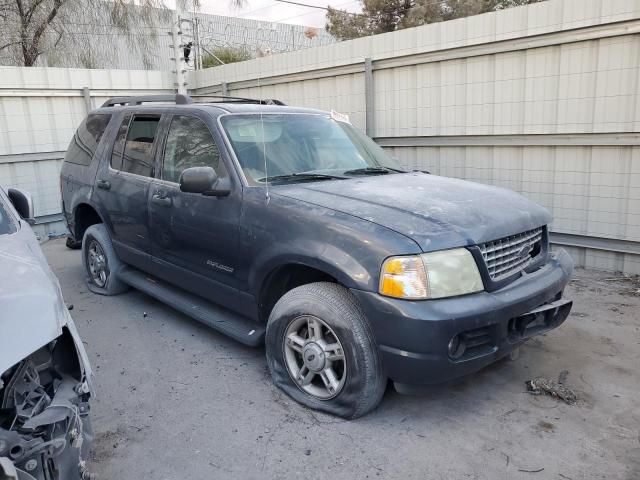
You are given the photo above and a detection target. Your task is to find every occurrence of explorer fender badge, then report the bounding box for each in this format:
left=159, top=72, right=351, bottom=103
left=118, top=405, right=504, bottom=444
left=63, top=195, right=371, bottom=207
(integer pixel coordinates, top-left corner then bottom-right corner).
left=206, top=259, right=234, bottom=273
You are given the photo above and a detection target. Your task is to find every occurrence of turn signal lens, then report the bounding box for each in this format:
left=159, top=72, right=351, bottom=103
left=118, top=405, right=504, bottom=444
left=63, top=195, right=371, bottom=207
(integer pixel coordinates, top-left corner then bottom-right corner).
left=379, top=256, right=428, bottom=299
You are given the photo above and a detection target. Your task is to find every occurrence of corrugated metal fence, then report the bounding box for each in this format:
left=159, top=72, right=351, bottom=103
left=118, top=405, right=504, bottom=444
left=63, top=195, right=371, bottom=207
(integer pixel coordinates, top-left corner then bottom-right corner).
left=0, top=67, right=174, bottom=237
left=192, top=0, right=640, bottom=274
left=1, top=0, right=639, bottom=274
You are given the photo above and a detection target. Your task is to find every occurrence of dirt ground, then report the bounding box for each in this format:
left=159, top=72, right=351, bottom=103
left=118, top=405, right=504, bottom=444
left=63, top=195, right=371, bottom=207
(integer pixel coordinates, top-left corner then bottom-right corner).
left=43, top=239, right=640, bottom=480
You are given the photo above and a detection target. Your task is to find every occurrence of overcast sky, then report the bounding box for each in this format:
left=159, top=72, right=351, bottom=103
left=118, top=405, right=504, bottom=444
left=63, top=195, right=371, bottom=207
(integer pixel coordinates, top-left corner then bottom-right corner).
left=198, top=0, right=362, bottom=28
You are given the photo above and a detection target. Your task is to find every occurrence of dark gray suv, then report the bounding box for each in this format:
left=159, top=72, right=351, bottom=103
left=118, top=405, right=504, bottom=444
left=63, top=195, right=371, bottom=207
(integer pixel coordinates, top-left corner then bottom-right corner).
left=61, top=94, right=573, bottom=418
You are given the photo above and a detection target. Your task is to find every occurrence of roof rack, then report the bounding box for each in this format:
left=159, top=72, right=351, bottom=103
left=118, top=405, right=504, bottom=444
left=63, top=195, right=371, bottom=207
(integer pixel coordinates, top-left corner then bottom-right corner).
left=190, top=95, right=286, bottom=106
left=101, top=94, right=193, bottom=107
left=100, top=93, right=285, bottom=108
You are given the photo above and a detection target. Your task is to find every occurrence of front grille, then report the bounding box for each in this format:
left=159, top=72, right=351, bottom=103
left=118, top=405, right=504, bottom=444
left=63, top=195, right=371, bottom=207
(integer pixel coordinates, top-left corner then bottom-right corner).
left=479, top=227, right=544, bottom=281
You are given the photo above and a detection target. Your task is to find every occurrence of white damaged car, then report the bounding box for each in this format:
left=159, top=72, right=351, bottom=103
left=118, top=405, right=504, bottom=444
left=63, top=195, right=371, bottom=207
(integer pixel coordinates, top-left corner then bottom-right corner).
left=0, top=187, right=93, bottom=480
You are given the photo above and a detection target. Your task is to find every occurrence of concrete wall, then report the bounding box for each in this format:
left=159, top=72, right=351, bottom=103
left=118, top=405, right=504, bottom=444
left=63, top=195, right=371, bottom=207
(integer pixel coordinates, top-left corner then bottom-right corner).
left=0, top=66, right=174, bottom=238
left=192, top=0, right=640, bottom=274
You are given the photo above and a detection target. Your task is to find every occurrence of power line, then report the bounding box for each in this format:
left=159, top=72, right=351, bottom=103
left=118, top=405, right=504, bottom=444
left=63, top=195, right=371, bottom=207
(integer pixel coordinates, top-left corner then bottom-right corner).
left=270, top=0, right=362, bottom=23
left=272, top=0, right=364, bottom=19
left=235, top=0, right=360, bottom=22
left=273, top=0, right=330, bottom=10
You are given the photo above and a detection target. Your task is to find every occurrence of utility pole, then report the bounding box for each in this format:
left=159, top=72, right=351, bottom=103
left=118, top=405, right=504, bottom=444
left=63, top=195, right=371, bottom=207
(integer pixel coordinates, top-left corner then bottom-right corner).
left=194, top=17, right=202, bottom=71
left=171, top=5, right=187, bottom=94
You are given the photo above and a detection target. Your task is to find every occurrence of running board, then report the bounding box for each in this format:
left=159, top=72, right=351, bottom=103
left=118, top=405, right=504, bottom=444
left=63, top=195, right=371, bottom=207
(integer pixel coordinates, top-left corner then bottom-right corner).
left=118, top=267, right=265, bottom=347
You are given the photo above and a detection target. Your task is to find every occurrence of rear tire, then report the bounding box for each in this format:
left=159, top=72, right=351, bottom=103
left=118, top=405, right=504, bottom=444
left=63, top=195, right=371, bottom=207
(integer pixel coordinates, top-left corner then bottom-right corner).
left=265, top=282, right=386, bottom=419
left=82, top=224, right=129, bottom=296
left=65, top=236, right=82, bottom=250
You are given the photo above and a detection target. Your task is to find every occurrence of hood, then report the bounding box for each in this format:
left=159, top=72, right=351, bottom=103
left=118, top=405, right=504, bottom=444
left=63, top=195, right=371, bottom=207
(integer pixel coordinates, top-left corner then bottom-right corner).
left=276, top=173, right=551, bottom=251
left=0, top=225, right=66, bottom=374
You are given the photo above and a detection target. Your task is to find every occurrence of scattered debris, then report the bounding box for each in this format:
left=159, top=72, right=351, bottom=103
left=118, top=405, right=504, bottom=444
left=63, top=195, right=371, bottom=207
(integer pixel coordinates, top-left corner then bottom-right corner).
left=526, top=377, right=577, bottom=405
left=518, top=467, right=544, bottom=473
left=536, top=420, right=555, bottom=433
left=604, top=275, right=640, bottom=296
left=558, top=370, right=569, bottom=385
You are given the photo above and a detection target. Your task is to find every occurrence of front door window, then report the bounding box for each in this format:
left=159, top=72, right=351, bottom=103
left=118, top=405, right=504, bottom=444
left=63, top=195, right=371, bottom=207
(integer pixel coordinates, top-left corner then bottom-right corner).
left=162, top=115, right=225, bottom=183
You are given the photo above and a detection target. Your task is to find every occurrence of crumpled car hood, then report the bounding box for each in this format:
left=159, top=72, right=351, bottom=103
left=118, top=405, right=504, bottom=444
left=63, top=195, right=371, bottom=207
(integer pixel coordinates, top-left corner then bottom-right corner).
left=0, top=225, right=67, bottom=374
left=276, top=173, right=551, bottom=251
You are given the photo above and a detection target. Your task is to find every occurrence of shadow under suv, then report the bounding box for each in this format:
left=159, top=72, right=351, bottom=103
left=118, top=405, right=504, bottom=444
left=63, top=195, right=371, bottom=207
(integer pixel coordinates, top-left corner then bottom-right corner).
left=61, top=94, right=573, bottom=418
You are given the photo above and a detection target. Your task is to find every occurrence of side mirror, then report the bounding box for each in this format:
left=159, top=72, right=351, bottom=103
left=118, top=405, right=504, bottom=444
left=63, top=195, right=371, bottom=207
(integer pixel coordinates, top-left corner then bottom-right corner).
left=8, top=188, right=35, bottom=224
left=179, top=167, right=218, bottom=194
left=179, top=167, right=230, bottom=197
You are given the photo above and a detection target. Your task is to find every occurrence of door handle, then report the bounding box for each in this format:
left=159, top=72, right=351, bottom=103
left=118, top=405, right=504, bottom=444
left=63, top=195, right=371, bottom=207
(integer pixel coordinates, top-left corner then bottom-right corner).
left=96, top=179, right=111, bottom=190
left=151, top=194, right=172, bottom=207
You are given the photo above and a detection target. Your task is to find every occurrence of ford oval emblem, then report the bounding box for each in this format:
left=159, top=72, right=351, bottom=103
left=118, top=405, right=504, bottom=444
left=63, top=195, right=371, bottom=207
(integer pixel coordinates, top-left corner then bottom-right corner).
left=517, top=245, right=532, bottom=259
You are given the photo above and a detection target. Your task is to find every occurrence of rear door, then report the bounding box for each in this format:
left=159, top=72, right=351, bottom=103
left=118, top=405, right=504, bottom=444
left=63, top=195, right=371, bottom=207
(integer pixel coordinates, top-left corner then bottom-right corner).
left=92, top=111, right=163, bottom=268
left=148, top=112, right=244, bottom=312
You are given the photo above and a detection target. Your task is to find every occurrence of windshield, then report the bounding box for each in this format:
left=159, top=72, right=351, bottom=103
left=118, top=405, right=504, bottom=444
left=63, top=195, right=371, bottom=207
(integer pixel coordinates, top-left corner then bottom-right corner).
left=0, top=194, right=17, bottom=235
left=220, top=114, right=403, bottom=184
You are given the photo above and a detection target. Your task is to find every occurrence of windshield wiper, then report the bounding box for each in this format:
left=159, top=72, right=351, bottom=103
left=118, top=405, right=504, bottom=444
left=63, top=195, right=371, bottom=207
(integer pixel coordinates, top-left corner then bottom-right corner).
left=257, top=172, right=345, bottom=183
left=342, top=166, right=406, bottom=175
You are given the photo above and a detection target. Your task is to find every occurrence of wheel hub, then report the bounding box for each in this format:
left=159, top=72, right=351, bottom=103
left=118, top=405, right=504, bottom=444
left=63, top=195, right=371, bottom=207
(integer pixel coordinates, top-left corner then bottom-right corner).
left=87, top=240, right=108, bottom=288
left=282, top=315, right=347, bottom=400
left=302, top=342, right=326, bottom=372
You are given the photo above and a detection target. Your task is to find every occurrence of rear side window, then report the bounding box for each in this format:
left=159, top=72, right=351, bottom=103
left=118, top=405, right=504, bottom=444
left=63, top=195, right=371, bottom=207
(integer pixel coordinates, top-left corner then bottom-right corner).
left=162, top=115, right=223, bottom=183
left=121, top=115, right=160, bottom=177
left=64, top=114, right=112, bottom=166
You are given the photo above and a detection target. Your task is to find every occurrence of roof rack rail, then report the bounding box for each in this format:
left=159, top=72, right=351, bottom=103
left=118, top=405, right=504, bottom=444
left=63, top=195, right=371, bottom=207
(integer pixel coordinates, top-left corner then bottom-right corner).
left=100, top=93, right=285, bottom=108
left=101, top=94, right=193, bottom=108
left=190, top=95, right=286, bottom=106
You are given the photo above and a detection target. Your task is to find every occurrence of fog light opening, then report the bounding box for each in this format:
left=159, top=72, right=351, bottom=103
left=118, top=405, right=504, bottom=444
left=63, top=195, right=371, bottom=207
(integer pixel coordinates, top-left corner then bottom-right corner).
left=448, top=334, right=466, bottom=360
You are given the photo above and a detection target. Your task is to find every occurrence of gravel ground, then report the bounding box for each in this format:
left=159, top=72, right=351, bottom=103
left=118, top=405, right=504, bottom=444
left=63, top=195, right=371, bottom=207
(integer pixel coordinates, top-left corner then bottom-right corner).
left=43, top=239, right=640, bottom=480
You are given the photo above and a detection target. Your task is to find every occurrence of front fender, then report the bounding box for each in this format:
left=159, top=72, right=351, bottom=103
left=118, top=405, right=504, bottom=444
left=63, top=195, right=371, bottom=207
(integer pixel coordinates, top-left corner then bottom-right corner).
left=242, top=189, right=423, bottom=296
left=250, top=243, right=372, bottom=295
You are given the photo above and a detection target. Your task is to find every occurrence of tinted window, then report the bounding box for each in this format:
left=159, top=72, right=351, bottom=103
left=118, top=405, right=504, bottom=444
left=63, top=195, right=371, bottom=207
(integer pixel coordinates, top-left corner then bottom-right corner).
left=0, top=196, right=17, bottom=235
left=110, top=114, right=131, bottom=170
left=120, top=115, right=160, bottom=177
left=162, top=115, right=222, bottom=183
left=64, top=114, right=112, bottom=166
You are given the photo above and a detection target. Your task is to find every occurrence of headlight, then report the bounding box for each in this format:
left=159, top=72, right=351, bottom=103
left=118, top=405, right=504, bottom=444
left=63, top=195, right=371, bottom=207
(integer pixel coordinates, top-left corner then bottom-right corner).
left=379, top=248, right=484, bottom=299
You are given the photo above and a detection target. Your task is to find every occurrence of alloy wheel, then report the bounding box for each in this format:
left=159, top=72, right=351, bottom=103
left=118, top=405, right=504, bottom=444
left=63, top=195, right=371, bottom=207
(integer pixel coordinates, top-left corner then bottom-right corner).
left=87, top=240, right=108, bottom=288
left=283, top=315, right=347, bottom=399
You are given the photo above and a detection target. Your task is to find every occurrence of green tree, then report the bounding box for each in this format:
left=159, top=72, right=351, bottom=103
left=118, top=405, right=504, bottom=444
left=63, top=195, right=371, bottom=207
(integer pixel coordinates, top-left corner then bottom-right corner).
left=202, top=46, right=253, bottom=68
left=326, top=0, right=546, bottom=41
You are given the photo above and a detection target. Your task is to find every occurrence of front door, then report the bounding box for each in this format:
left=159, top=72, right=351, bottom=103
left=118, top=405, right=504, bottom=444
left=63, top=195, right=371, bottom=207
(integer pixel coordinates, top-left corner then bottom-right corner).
left=148, top=113, right=243, bottom=311
left=93, top=112, right=162, bottom=268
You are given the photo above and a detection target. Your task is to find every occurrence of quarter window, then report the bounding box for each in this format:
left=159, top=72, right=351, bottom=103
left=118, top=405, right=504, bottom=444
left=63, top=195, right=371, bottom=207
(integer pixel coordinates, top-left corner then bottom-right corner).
left=162, top=115, right=222, bottom=183
left=64, top=114, right=112, bottom=166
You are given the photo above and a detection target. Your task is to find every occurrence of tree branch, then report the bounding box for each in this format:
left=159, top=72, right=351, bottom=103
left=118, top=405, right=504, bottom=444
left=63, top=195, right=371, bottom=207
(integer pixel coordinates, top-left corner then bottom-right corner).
left=25, top=0, right=46, bottom=24
left=24, top=0, right=65, bottom=65
left=0, top=40, right=22, bottom=51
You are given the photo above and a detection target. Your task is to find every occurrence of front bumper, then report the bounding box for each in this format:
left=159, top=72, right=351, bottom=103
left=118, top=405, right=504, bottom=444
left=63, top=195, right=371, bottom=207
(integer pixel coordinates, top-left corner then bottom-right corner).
left=0, top=321, right=93, bottom=480
left=351, top=249, right=574, bottom=386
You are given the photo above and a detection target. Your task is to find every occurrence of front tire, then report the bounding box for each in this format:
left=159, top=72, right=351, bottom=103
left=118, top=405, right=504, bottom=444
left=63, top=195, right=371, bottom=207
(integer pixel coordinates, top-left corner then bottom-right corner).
left=82, top=224, right=129, bottom=296
left=265, top=282, right=386, bottom=419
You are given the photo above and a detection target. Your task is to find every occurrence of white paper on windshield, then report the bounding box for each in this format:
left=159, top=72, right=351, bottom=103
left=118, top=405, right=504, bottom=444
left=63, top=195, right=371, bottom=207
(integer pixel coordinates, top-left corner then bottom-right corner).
left=330, top=110, right=351, bottom=124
